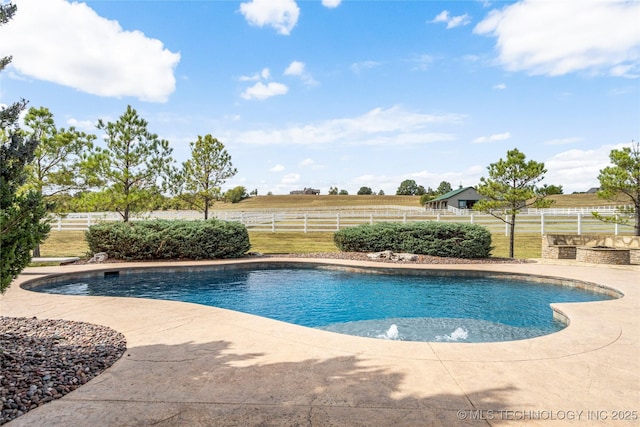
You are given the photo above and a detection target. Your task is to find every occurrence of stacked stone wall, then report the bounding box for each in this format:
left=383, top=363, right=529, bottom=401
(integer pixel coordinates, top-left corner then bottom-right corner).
left=542, top=234, right=640, bottom=264
left=576, top=247, right=631, bottom=265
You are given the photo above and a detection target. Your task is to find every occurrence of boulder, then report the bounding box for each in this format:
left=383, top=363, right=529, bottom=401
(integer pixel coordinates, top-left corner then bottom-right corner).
left=87, top=252, right=108, bottom=263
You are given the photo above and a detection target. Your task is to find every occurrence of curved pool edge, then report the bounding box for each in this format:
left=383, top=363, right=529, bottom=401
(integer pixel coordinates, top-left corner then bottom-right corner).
left=19, top=258, right=624, bottom=347
left=4, top=257, right=635, bottom=362
left=2, top=258, right=638, bottom=427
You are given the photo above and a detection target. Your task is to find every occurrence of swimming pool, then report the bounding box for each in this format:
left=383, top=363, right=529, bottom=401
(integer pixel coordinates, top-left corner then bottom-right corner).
left=32, top=265, right=616, bottom=343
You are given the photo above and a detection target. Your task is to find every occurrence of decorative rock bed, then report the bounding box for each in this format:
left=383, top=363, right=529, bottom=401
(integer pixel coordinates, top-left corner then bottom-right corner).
left=576, top=246, right=631, bottom=265
left=0, top=317, right=126, bottom=425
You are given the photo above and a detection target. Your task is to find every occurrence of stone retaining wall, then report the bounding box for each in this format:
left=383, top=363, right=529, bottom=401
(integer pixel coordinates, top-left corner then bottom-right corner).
left=542, top=234, right=640, bottom=264
left=576, top=247, right=631, bottom=265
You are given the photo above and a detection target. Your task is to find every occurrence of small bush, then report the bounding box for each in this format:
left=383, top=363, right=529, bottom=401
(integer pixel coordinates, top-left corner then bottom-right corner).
left=85, top=219, right=250, bottom=260
left=333, top=221, right=492, bottom=258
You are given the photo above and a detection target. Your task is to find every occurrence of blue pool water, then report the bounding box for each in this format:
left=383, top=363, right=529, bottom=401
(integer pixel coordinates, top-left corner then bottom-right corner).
left=33, top=266, right=615, bottom=342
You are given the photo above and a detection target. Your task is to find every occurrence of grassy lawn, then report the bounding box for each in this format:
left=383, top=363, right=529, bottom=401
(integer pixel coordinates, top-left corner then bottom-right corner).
left=37, top=192, right=629, bottom=260
left=248, top=232, right=339, bottom=254
left=211, top=194, right=423, bottom=210
left=42, top=193, right=619, bottom=260
left=546, top=193, right=632, bottom=207
left=39, top=230, right=541, bottom=260
left=39, top=231, right=89, bottom=257
left=490, top=233, right=541, bottom=259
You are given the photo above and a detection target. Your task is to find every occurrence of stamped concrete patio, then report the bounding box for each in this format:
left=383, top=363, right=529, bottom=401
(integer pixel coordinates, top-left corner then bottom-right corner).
left=1, top=258, right=639, bottom=426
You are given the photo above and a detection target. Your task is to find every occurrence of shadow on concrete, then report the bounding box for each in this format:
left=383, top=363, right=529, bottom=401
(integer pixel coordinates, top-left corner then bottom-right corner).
left=11, top=339, right=520, bottom=426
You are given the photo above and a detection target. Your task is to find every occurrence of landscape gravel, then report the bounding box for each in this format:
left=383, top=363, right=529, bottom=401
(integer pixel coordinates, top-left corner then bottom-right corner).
left=0, top=316, right=126, bottom=425
left=277, top=251, right=529, bottom=264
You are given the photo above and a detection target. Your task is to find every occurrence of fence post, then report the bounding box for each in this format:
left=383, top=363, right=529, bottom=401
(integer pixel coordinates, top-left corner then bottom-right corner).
left=271, top=213, right=275, bottom=232
left=470, top=213, right=474, bottom=224
left=505, top=221, right=509, bottom=236
left=540, top=212, right=544, bottom=235
left=304, top=213, right=308, bottom=233
left=370, top=213, right=373, bottom=225
left=336, top=213, right=340, bottom=230
left=615, top=215, right=619, bottom=236
left=577, top=213, right=582, bottom=235
left=403, top=213, right=407, bottom=223
left=57, top=216, right=62, bottom=231
left=436, top=213, right=440, bottom=222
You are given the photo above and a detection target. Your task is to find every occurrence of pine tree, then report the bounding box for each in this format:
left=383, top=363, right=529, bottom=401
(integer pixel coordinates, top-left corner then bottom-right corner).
left=474, top=148, right=553, bottom=258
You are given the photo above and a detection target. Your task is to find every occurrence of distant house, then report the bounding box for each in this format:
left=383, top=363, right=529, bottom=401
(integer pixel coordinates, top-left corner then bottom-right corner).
left=423, top=187, right=483, bottom=211
left=290, top=187, right=321, bottom=195
left=586, top=187, right=600, bottom=194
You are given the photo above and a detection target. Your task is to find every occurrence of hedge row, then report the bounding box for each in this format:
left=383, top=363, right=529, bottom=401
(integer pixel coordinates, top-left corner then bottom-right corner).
left=85, top=219, right=250, bottom=260
left=333, top=222, right=492, bottom=259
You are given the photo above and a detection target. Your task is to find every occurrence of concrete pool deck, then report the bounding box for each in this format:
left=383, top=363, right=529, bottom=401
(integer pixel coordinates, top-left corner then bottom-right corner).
left=1, top=258, right=639, bottom=426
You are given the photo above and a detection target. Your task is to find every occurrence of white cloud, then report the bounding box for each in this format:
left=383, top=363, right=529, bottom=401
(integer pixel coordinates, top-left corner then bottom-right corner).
left=474, top=0, right=640, bottom=77
left=5, top=71, right=29, bottom=81
left=241, top=82, right=288, bottom=100
left=232, top=106, right=464, bottom=146
left=284, top=61, right=317, bottom=85
left=472, top=132, right=511, bottom=143
left=321, top=0, right=341, bottom=8
left=240, top=67, right=288, bottom=100
left=493, top=83, right=507, bottom=90
left=350, top=60, right=381, bottom=75
left=432, top=11, right=450, bottom=23
left=239, top=0, right=300, bottom=35
left=610, top=64, right=639, bottom=79
left=269, top=164, right=285, bottom=172
left=544, top=144, right=627, bottom=193
left=284, top=61, right=305, bottom=76
left=430, top=10, right=471, bottom=29
left=298, top=158, right=324, bottom=170
left=240, top=68, right=271, bottom=82
left=66, top=118, right=95, bottom=132
left=0, top=0, right=180, bottom=102
left=281, top=173, right=300, bottom=184
left=543, top=137, right=582, bottom=146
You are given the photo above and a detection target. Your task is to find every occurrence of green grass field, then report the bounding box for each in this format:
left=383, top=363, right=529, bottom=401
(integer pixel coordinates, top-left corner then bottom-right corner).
left=39, top=229, right=542, bottom=260
left=212, top=194, right=424, bottom=210
left=38, top=193, right=631, bottom=261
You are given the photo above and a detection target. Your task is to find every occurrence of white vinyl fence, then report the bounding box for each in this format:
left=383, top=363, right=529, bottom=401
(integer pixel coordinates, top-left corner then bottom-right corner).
left=49, top=206, right=636, bottom=236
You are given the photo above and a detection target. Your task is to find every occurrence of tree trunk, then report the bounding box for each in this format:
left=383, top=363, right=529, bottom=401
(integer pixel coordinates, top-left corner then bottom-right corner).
left=509, top=213, right=517, bottom=258
left=204, top=199, right=209, bottom=220
left=33, top=243, right=41, bottom=258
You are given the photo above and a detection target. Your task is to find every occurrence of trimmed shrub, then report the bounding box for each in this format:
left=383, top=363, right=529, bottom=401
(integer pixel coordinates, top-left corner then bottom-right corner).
left=333, top=221, right=492, bottom=259
left=85, top=219, right=250, bottom=260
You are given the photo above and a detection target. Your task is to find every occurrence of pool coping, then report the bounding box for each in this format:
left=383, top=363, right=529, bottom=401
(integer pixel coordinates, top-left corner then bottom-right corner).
left=2, top=258, right=639, bottom=426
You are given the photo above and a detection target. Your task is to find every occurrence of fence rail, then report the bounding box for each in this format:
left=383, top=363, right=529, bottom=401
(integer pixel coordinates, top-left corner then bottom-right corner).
left=49, top=208, right=636, bottom=236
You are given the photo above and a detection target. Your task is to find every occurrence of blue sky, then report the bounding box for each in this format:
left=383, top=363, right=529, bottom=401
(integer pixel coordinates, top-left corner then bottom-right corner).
left=1, top=0, right=639, bottom=195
